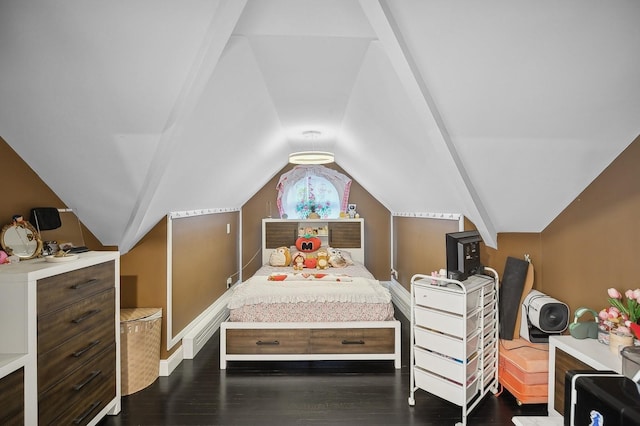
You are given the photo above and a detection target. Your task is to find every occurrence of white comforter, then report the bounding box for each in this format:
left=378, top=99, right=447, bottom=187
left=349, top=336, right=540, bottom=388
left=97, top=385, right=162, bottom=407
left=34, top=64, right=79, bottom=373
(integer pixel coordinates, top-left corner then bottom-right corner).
left=228, top=274, right=392, bottom=309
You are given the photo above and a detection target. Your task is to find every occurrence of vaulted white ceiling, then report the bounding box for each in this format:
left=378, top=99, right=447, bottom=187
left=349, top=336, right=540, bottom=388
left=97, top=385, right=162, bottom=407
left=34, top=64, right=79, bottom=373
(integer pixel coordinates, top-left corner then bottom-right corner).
left=1, top=0, right=638, bottom=252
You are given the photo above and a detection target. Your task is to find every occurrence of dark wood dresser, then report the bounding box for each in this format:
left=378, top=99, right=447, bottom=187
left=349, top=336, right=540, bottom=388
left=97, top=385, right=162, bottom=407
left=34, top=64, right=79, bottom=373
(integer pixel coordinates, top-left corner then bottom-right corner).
left=0, top=367, right=24, bottom=425
left=0, top=251, right=120, bottom=425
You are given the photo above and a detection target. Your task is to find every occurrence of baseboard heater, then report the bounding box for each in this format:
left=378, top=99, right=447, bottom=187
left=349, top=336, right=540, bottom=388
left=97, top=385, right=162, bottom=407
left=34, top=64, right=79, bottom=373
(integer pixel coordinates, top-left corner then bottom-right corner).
left=182, top=290, right=232, bottom=359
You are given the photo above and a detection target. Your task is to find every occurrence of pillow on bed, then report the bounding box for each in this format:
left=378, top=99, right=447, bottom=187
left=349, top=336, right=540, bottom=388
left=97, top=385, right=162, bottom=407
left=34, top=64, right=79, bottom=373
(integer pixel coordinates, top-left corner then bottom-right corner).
left=269, top=246, right=291, bottom=267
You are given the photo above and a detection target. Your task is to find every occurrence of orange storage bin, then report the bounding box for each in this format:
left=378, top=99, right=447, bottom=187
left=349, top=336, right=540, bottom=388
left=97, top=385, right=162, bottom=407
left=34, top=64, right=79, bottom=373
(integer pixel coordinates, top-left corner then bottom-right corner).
left=498, top=364, right=548, bottom=404
left=498, top=338, right=549, bottom=404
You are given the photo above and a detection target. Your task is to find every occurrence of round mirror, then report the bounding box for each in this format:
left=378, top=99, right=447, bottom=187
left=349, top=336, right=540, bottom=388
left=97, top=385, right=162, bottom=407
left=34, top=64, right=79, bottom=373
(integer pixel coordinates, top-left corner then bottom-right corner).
left=1, top=220, right=42, bottom=259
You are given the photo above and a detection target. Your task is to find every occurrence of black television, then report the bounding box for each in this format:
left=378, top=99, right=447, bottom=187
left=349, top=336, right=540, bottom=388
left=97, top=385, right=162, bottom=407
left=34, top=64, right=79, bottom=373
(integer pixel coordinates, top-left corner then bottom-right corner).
left=446, top=230, right=483, bottom=281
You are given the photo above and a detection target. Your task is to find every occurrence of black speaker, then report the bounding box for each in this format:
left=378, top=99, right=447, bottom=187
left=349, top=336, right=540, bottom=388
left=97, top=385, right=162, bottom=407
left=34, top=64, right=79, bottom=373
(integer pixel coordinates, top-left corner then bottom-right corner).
left=30, top=207, right=61, bottom=231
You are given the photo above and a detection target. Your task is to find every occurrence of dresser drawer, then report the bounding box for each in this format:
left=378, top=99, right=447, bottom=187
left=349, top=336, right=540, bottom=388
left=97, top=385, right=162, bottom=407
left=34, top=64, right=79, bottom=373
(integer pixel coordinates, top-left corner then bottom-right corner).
left=37, top=261, right=115, bottom=315
left=38, top=306, right=115, bottom=393
left=39, top=343, right=116, bottom=425
left=309, top=328, right=395, bottom=354
left=226, top=329, right=311, bottom=354
left=38, top=288, right=115, bottom=355
left=0, top=367, right=24, bottom=426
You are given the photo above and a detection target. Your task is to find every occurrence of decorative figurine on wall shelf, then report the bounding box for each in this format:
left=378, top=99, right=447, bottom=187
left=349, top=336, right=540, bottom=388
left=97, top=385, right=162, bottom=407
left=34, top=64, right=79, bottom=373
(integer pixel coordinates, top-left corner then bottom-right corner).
left=347, top=204, right=357, bottom=219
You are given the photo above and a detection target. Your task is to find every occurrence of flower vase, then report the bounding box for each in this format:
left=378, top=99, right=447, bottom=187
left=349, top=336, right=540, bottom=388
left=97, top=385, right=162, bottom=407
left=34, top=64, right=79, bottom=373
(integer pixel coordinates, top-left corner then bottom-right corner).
left=609, top=331, right=633, bottom=354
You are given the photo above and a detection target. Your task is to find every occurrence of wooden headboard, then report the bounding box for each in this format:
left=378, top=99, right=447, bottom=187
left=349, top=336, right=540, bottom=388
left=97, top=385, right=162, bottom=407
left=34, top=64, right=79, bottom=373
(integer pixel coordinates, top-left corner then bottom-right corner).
left=262, top=218, right=365, bottom=264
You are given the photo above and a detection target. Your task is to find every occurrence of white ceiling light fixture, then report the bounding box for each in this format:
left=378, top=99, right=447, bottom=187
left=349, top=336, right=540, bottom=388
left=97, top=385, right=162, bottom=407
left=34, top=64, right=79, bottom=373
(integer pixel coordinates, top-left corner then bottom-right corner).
left=289, top=151, right=335, bottom=164
left=289, top=130, right=334, bottom=164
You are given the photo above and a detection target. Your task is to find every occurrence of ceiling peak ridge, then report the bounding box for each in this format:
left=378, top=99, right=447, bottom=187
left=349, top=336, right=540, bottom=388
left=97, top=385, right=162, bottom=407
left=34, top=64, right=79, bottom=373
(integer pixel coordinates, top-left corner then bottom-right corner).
left=358, top=0, right=497, bottom=247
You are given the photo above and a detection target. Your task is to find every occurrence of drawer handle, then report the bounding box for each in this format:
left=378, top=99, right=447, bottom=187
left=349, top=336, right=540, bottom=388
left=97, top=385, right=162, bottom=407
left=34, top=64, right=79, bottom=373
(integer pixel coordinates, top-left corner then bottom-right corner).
left=73, top=370, right=102, bottom=391
left=72, top=339, right=101, bottom=357
left=256, top=340, right=280, bottom=346
left=73, top=400, right=102, bottom=425
left=70, top=278, right=100, bottom=290
left=342, top=340, right=365, bottom=345
left=71, top=309, right=101, bottom=324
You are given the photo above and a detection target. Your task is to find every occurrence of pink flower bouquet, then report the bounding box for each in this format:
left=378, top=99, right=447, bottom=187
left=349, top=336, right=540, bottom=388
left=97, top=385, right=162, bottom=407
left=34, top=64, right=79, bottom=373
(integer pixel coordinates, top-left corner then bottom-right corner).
left=599, top=288, right=640, bottom=342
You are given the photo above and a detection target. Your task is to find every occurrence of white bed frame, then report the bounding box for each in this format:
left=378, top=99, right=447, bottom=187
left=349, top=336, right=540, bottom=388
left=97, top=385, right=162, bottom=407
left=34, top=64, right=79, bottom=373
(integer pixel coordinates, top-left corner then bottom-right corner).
left=220, top=218, right=401, bottom=369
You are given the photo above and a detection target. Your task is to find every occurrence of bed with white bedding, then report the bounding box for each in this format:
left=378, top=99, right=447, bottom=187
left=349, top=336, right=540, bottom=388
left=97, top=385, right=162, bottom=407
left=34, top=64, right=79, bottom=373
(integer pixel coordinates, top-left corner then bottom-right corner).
left=219, top=219, right=401, bottom=369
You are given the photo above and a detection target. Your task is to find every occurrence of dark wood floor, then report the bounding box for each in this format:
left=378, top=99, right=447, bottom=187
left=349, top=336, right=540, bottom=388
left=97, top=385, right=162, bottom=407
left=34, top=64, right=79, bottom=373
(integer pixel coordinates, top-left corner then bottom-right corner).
left=99, top=309, right=548, bottom=425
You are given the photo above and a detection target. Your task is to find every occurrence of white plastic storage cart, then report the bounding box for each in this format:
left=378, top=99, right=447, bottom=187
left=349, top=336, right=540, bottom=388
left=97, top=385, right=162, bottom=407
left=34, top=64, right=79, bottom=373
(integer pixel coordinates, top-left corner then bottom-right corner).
left=409, top=270, right=499, bottom=426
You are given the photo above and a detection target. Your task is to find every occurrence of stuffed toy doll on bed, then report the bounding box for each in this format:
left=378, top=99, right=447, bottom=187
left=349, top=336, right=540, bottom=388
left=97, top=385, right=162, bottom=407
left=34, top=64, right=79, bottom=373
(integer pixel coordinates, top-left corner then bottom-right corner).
left=292, top=251, right=306, bottom=270
left=328, top=247, right=348, bottom=268
left=316, top=248, right=329, bottom=270
left=269, top=246, right=291, bottom=267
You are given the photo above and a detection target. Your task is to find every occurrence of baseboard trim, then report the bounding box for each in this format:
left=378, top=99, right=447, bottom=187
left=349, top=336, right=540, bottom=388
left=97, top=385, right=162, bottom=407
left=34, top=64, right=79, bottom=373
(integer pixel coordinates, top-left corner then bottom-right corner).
left=160, top=345, right=183, bottom=377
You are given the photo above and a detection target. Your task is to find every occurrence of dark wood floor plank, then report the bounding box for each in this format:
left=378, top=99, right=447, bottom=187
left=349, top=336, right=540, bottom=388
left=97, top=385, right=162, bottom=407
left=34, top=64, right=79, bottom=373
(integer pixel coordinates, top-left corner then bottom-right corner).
left=99, top=308, right=547, bottom=425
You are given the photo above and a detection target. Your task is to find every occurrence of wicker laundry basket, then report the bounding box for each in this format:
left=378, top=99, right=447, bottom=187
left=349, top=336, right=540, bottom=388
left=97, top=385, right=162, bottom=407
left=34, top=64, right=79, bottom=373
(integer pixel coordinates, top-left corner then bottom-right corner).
left=120, top=308, right=162, bottom=396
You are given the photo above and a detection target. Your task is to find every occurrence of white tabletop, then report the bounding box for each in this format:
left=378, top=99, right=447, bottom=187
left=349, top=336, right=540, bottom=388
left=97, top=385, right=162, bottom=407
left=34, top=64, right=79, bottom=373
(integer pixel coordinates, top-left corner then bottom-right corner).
left=512, top=416, right=563, bottom=426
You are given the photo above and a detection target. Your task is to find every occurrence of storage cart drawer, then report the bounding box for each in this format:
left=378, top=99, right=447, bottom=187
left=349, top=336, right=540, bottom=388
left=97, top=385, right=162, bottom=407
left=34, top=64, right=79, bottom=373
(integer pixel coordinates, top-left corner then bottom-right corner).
left=414, top=306, right=480, bottom=338
left=414, top=366, right=479, bottom=406
left=414, top=284, right=482, bottom=315
left=414, top=327, right=480, bottom=361
left=414, top=346, right=479, bottom=384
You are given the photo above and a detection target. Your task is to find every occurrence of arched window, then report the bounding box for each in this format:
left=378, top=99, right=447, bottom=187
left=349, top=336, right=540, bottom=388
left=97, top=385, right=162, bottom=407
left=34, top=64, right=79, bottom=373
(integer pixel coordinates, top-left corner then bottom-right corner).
left=276, top=165, right=352, bottom=219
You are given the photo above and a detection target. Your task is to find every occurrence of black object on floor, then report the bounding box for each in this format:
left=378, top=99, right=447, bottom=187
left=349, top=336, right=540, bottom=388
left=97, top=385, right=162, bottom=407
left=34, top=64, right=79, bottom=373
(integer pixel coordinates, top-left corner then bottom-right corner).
left=499, top=256, right=530, bottom=340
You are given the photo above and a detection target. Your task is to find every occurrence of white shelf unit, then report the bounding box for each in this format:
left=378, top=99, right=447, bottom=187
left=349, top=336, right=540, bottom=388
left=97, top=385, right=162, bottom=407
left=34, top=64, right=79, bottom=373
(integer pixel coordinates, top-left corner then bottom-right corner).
left=409, top=270, right=499, bottom=426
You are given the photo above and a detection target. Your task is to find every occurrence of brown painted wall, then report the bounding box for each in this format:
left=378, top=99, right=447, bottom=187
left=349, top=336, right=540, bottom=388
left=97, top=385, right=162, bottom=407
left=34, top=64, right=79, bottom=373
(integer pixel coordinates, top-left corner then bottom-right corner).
left=171, top=212, right=238, bottom=334
left=393, top=217, right=460, bottom=291
left=119, top=218, right=172, bottom=357
left=0, top=137, right=109, bottom=250
left=483, top=233, right=542, bottom=287
left=392, top=217, right=542, bottom=293
left=242, top=163, right=391, bottom=280
left=538, top=136, right=640, bottom=317
left=120, top=211, right=239, bottom=359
